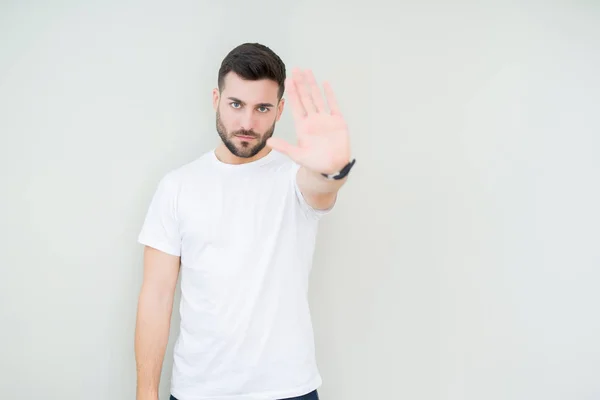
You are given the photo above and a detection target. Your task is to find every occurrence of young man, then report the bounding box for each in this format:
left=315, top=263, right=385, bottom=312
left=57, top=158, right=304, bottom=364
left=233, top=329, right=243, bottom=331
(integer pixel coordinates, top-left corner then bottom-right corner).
left=134, top=43, right=355, bottom=400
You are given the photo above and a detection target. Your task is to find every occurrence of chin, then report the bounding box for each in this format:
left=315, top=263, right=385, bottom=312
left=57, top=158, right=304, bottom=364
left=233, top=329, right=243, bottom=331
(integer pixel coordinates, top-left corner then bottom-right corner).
left=225, top=141, right=260, bottom=159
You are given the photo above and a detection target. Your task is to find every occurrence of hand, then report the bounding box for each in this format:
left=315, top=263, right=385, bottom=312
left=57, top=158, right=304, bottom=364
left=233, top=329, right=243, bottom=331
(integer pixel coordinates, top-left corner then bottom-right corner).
left=266, top=68, right=351, bottom=175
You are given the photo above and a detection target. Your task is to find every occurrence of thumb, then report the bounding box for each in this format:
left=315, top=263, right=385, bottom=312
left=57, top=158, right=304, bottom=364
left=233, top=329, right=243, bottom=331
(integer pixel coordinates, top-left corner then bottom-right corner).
left=266, top=137, right=302, bottom=161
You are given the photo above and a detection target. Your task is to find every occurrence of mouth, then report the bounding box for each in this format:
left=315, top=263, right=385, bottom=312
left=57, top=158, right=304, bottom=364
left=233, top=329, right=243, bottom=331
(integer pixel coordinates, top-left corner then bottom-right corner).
left=235, top=135, right=257, bottom=141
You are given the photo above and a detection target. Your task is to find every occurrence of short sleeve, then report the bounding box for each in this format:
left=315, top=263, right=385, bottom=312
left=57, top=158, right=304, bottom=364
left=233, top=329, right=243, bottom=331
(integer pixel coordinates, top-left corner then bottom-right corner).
left=137, top=173, right=181, bottom=256
left=291, top=162, right=335, bottom=219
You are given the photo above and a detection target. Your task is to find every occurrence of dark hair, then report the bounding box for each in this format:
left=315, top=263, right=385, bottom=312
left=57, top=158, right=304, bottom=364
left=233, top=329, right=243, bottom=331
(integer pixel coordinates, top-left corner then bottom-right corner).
left=218, top=43, right=286, bottom=99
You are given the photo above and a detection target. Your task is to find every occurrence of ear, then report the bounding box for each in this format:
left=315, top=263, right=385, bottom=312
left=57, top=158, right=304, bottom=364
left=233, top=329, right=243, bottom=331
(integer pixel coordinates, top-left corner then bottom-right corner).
left=276, top=97, right=285, bottom=122
left=212, top=88, right=220, bottom=111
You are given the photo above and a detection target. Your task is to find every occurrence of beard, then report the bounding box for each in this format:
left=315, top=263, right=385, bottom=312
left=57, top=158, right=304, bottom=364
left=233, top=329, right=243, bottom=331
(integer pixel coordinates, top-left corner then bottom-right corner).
left=216, top=109, right=276, bottom=159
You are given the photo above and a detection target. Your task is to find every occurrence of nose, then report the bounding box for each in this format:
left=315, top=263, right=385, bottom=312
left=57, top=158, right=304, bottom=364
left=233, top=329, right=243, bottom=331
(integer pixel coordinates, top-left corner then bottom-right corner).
left=239, top=109, right=256, bottom=131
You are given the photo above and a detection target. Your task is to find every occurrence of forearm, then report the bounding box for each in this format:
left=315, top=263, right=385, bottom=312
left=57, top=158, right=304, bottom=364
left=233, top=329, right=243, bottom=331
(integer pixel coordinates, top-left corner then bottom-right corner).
left=298, top=166, right=347, bottom=195
left=134, top=288, right=174, bottom=400
left=297, top=166, right=348, bottom=210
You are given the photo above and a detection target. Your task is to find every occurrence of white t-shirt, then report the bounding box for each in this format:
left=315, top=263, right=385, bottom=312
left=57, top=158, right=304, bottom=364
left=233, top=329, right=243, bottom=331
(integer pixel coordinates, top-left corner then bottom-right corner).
left=137, top=148, right=333, bottom=400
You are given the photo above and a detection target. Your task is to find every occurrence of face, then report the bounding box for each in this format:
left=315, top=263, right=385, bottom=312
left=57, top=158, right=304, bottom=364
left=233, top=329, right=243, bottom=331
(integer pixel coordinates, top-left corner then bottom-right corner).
left=213, top=72, right=285, bottom=159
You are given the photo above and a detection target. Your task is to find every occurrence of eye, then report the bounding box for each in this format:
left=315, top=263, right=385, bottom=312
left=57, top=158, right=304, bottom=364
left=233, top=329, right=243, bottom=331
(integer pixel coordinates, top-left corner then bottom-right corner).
left=230, top=102, right=241, bottom=109
left=257, top=106, right=269, bottom=113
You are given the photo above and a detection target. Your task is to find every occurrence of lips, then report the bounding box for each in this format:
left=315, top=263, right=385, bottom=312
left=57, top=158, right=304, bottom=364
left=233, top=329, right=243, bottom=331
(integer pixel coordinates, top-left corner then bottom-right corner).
left=235, top=135, right=256, bottom=140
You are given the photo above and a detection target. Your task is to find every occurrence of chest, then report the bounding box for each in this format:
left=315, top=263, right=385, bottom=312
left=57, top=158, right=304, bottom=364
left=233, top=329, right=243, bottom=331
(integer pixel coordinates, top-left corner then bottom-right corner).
left=177, top=171, right=294, bottom=251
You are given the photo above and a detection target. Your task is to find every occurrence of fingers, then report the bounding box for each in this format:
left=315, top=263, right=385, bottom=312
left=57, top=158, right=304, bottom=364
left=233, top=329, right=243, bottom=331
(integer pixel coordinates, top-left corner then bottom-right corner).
left=323, top=81, right=341, bottom=116
left=306, top=70, right=326, bottom=113
left=266, top=137, right=302, bottom=160
left=292, top=68, right=316, bottom=114
left=287, top=68, right=339, bottom=117
left=285, top=78, right=306, bottom=122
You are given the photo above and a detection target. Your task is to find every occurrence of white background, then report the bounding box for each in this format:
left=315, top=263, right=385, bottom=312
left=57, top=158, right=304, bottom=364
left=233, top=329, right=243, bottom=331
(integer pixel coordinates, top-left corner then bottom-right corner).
left=1, top=1, right=599, bottom=399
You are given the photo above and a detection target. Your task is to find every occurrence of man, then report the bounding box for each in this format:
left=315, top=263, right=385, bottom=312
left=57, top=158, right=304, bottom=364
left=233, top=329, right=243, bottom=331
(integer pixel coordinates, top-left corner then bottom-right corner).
left=134, top=42, right=355, bottom=400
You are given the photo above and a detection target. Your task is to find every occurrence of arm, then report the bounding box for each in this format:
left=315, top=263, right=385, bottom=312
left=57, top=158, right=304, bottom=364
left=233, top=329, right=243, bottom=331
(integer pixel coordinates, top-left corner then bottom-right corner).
left=134, top=246, right=180, bottom=400
left=267, top=68, right=353, bottom=211
left=297, top=166, right=347, bottom=210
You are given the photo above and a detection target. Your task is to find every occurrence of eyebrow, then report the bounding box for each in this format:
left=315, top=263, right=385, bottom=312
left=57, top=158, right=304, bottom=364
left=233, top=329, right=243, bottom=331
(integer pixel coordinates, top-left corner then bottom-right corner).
left=227, top=97, right=274, bottom=108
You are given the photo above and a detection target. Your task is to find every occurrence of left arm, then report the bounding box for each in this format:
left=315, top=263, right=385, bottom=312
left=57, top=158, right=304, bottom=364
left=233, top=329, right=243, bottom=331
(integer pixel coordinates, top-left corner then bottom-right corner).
left=297, top=165, right=348, bottom=210
left=267, top=68, right=354, bottom=211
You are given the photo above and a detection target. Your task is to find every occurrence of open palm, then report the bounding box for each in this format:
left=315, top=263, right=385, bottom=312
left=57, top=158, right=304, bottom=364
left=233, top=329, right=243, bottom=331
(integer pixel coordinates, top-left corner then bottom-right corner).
left=267, top=68, right=351, bottom=175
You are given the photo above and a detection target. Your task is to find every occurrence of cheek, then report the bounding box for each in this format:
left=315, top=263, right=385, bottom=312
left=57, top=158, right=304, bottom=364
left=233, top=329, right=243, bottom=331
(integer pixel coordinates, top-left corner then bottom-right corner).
left=219, top=107, right=238, bottom=127
left=260, top=120, right=273, bottom=132
left=259, top=113, right=276, bottom=128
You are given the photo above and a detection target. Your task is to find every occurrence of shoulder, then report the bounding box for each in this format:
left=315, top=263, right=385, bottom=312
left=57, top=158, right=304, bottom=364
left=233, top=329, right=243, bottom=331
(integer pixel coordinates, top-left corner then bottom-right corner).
left=142, top=152, right=214, bottom=206
left=159, top=151, right=214, bottom=185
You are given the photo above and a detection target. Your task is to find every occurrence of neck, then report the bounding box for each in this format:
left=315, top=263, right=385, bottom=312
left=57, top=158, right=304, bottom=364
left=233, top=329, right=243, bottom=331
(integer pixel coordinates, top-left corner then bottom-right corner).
left=214, top=143, right=272, bottom=165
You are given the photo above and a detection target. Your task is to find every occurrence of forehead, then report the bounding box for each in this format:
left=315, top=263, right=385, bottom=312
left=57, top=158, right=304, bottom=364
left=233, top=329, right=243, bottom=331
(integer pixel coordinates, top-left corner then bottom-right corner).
left=221, top=72, right=279, bottom=104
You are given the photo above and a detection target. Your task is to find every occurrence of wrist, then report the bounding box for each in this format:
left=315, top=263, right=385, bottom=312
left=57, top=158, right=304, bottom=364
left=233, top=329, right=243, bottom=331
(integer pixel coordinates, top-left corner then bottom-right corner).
left=136, top=386, right=159, bottom=400
left=321, top=158, right=356, bottom=180
left=137, top=393, right=158, bottom=400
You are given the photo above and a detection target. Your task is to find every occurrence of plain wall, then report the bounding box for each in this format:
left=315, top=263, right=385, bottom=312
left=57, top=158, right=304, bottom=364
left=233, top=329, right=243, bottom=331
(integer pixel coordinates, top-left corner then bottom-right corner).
left=1, top=1, right=599, bottom=399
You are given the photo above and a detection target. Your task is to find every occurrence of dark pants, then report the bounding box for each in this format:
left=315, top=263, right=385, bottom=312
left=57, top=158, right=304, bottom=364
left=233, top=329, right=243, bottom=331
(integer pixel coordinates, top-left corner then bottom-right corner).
left=170, top=389, right=319, bottom=400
